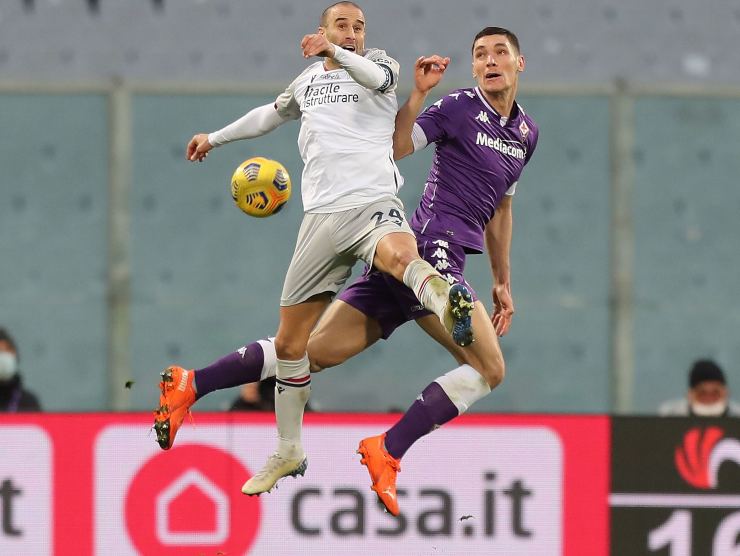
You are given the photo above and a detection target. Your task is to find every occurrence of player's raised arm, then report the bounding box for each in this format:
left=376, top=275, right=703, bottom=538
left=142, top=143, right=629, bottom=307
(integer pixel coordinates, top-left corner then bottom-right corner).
left=485, top=195, right=515, bottom=336
left=302, top=32, right=396, bottom=91
left=186, top=103, right=294, bottom=162
left=392, top=55, right=449, bottom=160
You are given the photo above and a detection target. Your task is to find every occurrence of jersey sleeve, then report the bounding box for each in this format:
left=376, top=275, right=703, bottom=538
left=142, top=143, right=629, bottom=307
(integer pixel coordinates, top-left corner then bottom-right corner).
left=414, top=94, right=460, bottom=144
left=364, top=48, right=400, bottom=93
left=274, top=77, right=302, bottom=120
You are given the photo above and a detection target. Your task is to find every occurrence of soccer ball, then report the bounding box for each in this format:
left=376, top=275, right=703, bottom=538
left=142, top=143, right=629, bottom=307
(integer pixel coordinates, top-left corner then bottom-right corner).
left=231, top=157, right=292, bottom=218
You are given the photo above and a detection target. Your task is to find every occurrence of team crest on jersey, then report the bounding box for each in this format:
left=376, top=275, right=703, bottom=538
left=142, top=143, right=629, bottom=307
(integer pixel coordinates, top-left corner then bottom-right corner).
left=519, top=120, right=530, bottom=139
left=475, top=111, right=490, bottom=124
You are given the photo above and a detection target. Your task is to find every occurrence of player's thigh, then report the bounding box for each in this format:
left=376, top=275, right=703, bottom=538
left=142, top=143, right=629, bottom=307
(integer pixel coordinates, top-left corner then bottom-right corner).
left=281, top=213, right=353, bottom=306
left=308, top=300, right=384, bottom=371
left=373, top=231, right=420, bottom=282
left=415, top=300, right=504, bottom=387
left=275, top=294, right=332, bottom=360
left=334, top=196, right=415, bottom=279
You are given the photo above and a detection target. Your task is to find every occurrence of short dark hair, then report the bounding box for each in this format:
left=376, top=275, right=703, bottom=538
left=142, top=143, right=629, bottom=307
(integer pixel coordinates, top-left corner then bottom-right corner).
left=472, top=26, right=521, bottom=55
left=689, top=359, right=726, bottom=388
left=320, top=2, right=362, bottom=26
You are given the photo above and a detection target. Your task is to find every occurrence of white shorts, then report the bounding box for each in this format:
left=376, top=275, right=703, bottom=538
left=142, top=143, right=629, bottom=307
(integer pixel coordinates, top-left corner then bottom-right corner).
left=280, top=196, right=415, bottom=306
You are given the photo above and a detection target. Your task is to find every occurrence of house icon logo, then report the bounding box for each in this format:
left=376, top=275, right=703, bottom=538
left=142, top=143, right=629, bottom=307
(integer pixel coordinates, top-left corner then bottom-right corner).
left=125, top=444, right=261, bottom=554
left=156, top=469, right=229, bottom=545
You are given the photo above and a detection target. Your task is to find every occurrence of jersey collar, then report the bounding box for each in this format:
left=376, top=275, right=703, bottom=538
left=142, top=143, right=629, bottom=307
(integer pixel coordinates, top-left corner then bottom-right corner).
left=474, top=87, right=521, bottom=127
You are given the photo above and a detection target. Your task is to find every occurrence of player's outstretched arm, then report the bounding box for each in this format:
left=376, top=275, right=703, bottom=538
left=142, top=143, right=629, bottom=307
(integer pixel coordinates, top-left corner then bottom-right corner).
left=393, top=55, right=449, bottom=160
left=485, top=195, right=515, bottom=336
left=186, top=103, right=292, bottom=163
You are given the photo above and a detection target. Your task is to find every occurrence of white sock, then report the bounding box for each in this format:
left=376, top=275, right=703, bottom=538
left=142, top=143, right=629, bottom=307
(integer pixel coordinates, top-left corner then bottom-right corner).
left=275, top=354, right=311, bottom=459
left=402, top=259, right=450, bottom=322
left=434, top=364, right=491, bottom=414
left=257, top=337, right=277, bottom=380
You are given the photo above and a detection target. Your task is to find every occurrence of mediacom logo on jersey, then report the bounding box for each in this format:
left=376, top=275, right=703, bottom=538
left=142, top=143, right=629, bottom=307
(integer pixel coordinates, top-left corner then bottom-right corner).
left=475, top=131, right=526, bottom=160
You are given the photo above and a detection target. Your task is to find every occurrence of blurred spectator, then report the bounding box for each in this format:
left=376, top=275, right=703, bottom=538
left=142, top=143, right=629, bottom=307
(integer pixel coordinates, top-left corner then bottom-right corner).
left=0, top=327, right=41, bottom=412
left=229, top=376, right=314, bottom=412
left=229, top=377, right=276, bottom=412
left=659, top=359, right=740, bottom=417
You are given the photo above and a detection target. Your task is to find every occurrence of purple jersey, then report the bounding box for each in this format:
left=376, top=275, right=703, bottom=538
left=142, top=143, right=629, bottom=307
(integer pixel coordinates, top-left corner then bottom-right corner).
left=411, top=87, right=539, bottom=253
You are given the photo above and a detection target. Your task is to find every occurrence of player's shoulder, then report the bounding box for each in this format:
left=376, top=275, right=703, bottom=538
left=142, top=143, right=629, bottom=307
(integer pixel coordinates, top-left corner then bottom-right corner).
left=364, top=47, right=398, bottom=66
left=516, top=101, right=539, bottom=129
left=292, top=61, right=325, bottom=83
left=438, top=88, right=480, bottom=110
left=425, top=88, right=479, bottom=116
left=445, top=87, right=479, bottom=103
left=517, top=103, right=540, bottom=145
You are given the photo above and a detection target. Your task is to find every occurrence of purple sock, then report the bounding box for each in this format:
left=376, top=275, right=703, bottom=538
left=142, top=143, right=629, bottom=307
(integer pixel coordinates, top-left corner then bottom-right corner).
left=193, top=342, right=265, bottom=399
left=384, top=381, right=459, bottom=460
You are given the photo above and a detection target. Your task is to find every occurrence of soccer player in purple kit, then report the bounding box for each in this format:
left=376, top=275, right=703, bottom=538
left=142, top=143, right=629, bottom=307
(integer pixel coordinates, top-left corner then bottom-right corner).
left=155, top=26, right=538, bottom=516
left=353, top=25, right=538, bottom=515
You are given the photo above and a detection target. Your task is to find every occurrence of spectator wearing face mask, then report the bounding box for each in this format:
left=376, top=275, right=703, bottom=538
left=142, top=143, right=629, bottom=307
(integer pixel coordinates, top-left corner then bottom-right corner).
left=659, top=359, right=740, bottom=417
left=0, top=327, right=41, bottom=412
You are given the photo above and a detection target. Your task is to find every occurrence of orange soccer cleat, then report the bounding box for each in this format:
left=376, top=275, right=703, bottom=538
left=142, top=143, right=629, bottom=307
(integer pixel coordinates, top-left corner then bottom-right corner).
left=357, top=433, right=401, bottom=516
left=153, top=366, right=196, bottom=450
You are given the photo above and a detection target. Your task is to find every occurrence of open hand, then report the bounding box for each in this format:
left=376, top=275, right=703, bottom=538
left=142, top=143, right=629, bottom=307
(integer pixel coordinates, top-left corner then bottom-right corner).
left=413, top=55, right=450, bottom=93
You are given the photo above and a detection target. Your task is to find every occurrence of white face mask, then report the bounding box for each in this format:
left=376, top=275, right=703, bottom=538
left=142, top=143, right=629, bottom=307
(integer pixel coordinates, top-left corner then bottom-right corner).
left=0, top=352, right=18, bottom=381
left=691, top=400, right=728, bottom=417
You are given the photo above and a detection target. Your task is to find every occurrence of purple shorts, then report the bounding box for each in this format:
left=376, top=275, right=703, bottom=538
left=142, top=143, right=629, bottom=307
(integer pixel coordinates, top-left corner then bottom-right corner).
left=337, top=236, right=478, bottom=339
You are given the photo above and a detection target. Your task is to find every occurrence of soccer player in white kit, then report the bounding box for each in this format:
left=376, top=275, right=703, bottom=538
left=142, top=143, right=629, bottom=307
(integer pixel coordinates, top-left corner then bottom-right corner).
left=165, top=1, right=475, bottom=494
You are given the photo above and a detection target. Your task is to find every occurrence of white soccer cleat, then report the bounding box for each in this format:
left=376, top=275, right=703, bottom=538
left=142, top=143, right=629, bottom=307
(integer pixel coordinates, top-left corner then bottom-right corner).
left=241, top=452, right=308, bottom=495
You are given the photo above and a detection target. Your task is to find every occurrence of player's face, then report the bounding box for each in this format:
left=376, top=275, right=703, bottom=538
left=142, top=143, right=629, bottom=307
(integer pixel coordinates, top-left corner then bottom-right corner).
left=471, top=34, right=524, bottom=94
left=320, top=6, right=366, bottom=55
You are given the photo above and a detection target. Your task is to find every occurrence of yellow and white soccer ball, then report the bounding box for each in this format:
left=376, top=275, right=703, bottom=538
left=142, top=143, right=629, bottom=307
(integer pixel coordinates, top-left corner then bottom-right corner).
left=231, top=156, right=292, bottom=218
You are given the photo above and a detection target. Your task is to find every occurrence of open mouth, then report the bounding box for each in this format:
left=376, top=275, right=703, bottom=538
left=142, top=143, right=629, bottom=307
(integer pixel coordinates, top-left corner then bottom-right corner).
left=341, top=44, right=356, bottom=52
left=485, top=72, right=501, bottom=79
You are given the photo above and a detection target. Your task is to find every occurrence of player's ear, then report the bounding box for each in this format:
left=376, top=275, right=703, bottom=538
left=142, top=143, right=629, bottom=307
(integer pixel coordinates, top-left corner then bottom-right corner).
left=318, top=27, right=325, bottom=36
left=517, top=55, right=526, bottom=72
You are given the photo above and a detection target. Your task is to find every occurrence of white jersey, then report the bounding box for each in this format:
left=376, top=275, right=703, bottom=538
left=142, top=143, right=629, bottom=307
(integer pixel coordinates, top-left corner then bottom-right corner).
left=275, top=48, right=403, bottom=213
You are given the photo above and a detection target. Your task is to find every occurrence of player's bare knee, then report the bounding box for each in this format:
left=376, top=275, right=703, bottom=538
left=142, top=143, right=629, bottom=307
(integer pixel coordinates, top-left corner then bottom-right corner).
left=308, top=351, right=339, bottom=372
left=273, top=337, right=306, bottom=361
left=484, top=359, right=505, bottom=389
left=306, top=337, right=334, bottom=372
left=387, top=250, right=417, bottom=280
left=470, top=356, right=505, bottom=389
left=308, top=357, right=325, bottom=373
